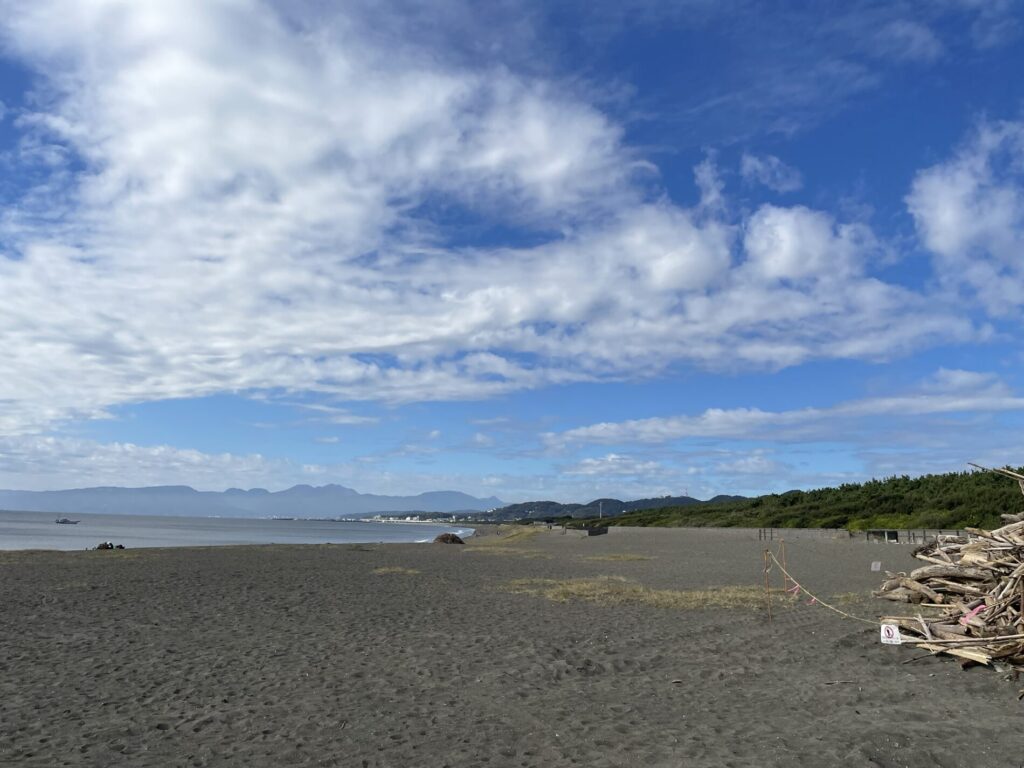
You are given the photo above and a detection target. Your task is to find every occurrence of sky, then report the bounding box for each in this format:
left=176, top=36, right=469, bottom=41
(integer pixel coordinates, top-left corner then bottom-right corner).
left=1, top=0, right=1024, bottom=502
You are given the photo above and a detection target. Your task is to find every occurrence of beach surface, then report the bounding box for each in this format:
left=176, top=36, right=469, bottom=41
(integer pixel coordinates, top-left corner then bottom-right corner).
left=2, top=526, right=1019, bottom=767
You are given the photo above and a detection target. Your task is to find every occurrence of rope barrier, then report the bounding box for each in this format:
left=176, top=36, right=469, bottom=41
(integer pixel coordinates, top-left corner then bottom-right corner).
left=763, top=545, right=1024, bottom=653
left=764, top=548, right=881, bottom=627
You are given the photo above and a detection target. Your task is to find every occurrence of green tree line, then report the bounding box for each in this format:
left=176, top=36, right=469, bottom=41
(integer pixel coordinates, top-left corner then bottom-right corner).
left=581, top=469, right=1024, bottom=530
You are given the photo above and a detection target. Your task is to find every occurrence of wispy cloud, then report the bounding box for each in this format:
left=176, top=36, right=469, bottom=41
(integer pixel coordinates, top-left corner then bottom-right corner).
left=468, top=417, right=511, bottom=426
left=547, top=370, right=1024, bottom=447
left=471, top=432, right=496, bottom=447
left=740, top=153, right=803, bottom=193
left=284, top=403, right=379, bottom=426
left=0, top=0, right=984, bottom=441
left=869, top=20, right=944, bottom=63
left=0, top=435, right=306, bottom=491
left=579, top=3, right=1009, bottom=141
left=713, top=451, right=791, bottom=477
left=562, top=453, right=666, bottom=477
left=954, top=0, right=1021, bottom=49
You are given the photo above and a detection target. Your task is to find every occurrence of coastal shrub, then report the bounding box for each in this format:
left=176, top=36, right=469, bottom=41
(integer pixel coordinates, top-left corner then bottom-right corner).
left=598, top=468, right=1024, bottom=531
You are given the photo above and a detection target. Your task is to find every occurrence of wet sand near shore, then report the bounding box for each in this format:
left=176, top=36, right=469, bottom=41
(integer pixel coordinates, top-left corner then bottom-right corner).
left=1, top=527, right=1019, bottom=767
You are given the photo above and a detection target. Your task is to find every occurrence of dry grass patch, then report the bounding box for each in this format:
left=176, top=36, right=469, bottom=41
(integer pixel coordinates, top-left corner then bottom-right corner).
left=579, top=554, right=654, bottom=562
left=466, top=547, right=551, bottom=559
left=501, top=576, right=790, bottom=610
left=465, top=526, right=548, bottom=558
left=82, top=549, right=159, bottom=561
left=0, top=550, right=58, bottom=563
left=468, top=526, right=543, bottom=547
left=832, top=591, right=869, bottom=605
left=372, top=566, right=421, bottom=575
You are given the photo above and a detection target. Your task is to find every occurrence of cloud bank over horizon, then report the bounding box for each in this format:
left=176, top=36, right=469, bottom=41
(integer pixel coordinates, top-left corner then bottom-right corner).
left=0, top=0, right=1022, bottom=500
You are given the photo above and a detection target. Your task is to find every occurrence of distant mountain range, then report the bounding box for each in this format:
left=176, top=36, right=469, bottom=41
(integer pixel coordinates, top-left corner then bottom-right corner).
left=0, top=485, right=504, bottom=519
left=481, top=494, right=746, bottom=521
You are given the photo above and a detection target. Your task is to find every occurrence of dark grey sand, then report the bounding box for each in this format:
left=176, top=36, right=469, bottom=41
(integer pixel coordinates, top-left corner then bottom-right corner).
left=2, top=527, right=1020, bottom=767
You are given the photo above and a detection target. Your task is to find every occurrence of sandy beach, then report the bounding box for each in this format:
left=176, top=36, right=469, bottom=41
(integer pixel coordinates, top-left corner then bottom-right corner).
left=2, top=526, right=1020, bottom=767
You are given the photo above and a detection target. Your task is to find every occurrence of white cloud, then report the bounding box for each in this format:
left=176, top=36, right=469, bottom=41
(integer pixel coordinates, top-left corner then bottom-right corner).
left=742, top=204, right=871, bottom=281
left=0, top=0, right=981, bottom=441
left=0, top=435, right=306, bottom=491
left=0, top=433, right=499, bottom=494
left=908, top=120, right=1024, bottom=315
left=548, top=369, right=1024, bottom=447
left=740, top=153, right=803, bottom=193
left=919, top=368, right=1009, bottom=395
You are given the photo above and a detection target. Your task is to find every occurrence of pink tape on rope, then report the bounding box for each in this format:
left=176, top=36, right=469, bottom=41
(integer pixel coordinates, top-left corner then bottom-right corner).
left=959, top=604, right=986, bottom=626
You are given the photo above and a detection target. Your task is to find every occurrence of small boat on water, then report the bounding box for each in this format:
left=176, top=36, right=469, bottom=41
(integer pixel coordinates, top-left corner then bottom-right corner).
left=55, top=518, right=80, bottom=525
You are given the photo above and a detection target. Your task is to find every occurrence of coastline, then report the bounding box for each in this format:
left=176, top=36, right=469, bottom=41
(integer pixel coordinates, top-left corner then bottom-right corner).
left=0, top=510, right=474, bottom=551
left=3, top=526, right=1018, bottom=767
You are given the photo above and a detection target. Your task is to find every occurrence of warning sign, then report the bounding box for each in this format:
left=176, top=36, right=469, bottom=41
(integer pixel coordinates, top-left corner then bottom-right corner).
left=880, top=623, right=902, bottom=645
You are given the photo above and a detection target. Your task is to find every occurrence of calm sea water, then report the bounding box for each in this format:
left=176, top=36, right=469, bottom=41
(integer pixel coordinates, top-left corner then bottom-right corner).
left=0, top=510, right=475, bottom=551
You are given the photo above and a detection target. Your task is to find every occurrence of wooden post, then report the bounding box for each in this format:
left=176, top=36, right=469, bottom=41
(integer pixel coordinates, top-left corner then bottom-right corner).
left=763, top=549, right=773, bottom=622
left=779, top=539, right=790, bottom=593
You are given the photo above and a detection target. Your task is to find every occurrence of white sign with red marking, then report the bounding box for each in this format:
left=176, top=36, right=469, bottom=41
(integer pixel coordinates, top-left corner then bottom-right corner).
left=880, top=623, right=903, bottom=645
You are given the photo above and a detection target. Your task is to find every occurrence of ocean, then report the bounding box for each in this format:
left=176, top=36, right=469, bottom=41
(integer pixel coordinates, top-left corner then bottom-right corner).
left=0, top=509, right=475, bottom=551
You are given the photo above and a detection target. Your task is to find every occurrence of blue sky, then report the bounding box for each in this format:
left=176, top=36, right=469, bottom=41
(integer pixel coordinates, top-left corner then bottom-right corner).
left=1, top=0, right=1024, bottom=501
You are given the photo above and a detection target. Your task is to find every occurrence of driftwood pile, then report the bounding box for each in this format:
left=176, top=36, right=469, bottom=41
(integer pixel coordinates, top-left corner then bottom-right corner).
left=874, top=466, right=1024, bottom=669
